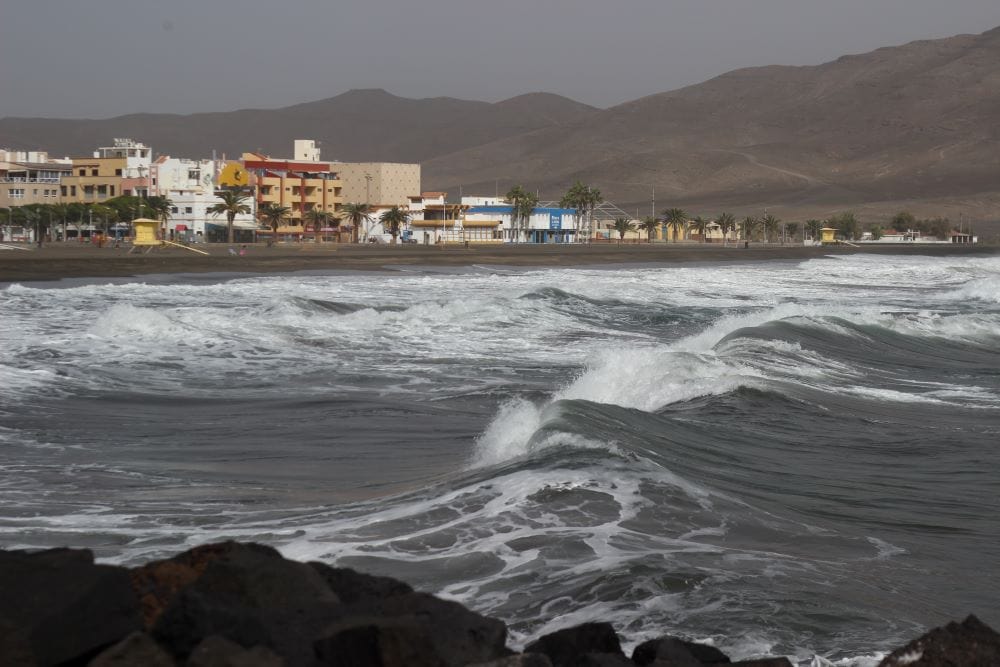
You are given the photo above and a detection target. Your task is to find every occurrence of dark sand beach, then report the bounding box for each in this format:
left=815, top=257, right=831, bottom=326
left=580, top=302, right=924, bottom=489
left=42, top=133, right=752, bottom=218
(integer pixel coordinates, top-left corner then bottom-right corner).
left=1, top=241, right=996, bottom=282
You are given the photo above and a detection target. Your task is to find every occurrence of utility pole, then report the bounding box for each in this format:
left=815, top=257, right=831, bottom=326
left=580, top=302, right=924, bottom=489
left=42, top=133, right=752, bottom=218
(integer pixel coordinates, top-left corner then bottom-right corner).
left=364, top=172, right=372, bottom=243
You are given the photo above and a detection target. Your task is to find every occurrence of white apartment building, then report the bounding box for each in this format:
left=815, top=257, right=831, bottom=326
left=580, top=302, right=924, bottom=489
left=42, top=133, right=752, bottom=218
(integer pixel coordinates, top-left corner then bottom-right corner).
left=152, top=156, right=256, bottom=241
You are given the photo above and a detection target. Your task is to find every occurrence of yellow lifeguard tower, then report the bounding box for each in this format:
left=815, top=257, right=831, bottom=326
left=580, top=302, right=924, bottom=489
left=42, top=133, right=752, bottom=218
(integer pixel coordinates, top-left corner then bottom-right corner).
left=128, top=218, right=209, bottom=255
left=820, top=227, right=838, bottom=244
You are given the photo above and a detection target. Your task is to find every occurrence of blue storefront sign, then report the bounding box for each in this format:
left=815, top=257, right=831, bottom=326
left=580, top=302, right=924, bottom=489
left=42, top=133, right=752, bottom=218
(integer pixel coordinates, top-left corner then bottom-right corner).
left=549, top=214, right=562, bottom=230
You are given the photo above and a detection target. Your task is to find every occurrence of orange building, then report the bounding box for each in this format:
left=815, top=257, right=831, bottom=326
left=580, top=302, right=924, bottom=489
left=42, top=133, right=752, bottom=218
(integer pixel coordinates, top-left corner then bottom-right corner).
left=241, top=148, right=343, bottom=238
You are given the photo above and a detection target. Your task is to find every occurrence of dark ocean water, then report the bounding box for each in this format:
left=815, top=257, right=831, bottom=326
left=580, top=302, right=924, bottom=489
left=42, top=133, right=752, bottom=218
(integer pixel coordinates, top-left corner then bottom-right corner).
left=1, top=254, right=998, bottom=666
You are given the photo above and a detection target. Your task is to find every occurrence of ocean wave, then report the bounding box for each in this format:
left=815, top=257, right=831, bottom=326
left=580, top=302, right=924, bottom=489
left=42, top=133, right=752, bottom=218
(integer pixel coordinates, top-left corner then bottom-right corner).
left=944, top=274, right=1000, bottom=303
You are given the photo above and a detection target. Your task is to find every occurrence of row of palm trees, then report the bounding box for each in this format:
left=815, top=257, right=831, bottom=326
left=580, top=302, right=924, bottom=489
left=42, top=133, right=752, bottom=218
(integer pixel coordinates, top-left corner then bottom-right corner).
left=606, top=208, right=807, bottom=245
left=174, top=190, right=412, bottom=244
left=500, top=181, right=806, bottom=245
left=0, top=196, right=174, bottom=245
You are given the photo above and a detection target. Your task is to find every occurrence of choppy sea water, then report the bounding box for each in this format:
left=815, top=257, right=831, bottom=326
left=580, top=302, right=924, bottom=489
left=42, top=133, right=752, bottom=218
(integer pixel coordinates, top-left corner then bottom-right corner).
left=1, top=254, right=998, bottom=666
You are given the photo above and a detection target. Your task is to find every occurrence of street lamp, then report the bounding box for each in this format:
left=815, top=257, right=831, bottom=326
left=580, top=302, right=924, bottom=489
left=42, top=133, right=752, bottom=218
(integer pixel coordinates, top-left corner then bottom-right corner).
left=364, top=172, right=372, bottom=242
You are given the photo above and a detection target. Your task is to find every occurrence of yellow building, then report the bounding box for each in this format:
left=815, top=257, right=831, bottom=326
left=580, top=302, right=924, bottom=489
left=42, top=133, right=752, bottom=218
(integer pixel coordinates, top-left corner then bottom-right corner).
left=241, top=152, right=343, bottom=228
left=60, top=157, right=126, bottom=203
left=820, top=227, right=838, bottom=244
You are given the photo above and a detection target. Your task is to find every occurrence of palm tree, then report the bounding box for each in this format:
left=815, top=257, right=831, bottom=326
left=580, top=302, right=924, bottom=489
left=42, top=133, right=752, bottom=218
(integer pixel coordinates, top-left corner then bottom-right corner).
left=506, top=185, right=538, bottom=243
left=741, top=216, right=758, bottom=245
left=805, top=219, right=823, bottom=242
left=303, top=208, right=331, bottom=243
left=612, top=217, right=635, bottom=244
left=761, top=214, right=780, bottom=245
left=379, top=206, right=409, bottom=244
left=690, top=215, right=709, bottom=242
left=662, top=207, right=687, bottom=242
left=640, top=216, right=659, bottom=243
left=208, top=190, right=251, bottom=244
left=341, top=202, right=373, bottom=243
left=560, top=181, right=602, bottom=242
left=145, top=195, right=173, bottom=238
left=258, top=202, right=291, bottom=245
left=783, top=222, right=799, bottom=243
left=716, top=213, right=736, bottom=246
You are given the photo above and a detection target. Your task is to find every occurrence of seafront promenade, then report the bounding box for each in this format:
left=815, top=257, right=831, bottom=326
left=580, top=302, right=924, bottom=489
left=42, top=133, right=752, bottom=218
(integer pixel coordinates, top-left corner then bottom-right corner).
left=0, top=241, right=996, bottom=283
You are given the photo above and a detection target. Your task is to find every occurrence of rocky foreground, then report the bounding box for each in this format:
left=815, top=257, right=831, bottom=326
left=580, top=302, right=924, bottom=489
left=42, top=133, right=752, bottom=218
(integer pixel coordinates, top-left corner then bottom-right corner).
left=1, top=541, right=997, bottom=667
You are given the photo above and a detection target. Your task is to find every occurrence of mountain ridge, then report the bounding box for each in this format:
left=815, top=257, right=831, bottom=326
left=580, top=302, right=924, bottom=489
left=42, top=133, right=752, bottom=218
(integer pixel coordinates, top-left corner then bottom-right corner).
left=3, top=27, right=1000, bottom=220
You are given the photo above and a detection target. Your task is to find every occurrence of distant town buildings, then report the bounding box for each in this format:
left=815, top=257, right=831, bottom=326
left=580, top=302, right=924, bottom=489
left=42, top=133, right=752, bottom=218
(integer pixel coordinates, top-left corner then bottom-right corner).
left=0, top=136, right=983, bottom=245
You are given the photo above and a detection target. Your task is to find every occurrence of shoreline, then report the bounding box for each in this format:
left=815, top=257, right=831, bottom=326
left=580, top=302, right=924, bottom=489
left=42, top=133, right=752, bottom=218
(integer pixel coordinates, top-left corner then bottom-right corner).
left=4, top=540, right=998, bottom=666
left=0, top=242, right=996, bottom=284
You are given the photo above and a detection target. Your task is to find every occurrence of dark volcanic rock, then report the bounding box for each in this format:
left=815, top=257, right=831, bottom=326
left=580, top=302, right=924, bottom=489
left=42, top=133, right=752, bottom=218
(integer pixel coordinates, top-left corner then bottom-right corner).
left=313, top=619, right=444, bottom=667
left=878, top=614, right=1000, bottom=667
left=87, top=631, right=175, bottom=667
left=578, top=653, right=635, bottom=666
left=0, top=547, right=142, bottom=666
left=523, top=623, right=625, bottom=667
left=148, top=542, right=340, bottom=664
left=729, top=659, right=793, bottom=667
left=309, top=561, right=413, bottom=605
left=331, top=591, right=509, bottom=665
left=632, top=636, right=731, bottom=665
left=469, top=655, right=553, bottom=667
left=186, top=635, right=285, bottom=667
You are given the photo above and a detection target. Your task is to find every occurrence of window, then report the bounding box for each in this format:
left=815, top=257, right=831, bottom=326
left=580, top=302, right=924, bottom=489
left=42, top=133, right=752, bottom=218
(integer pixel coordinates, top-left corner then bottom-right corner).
left=97, top=185, right=107, bottom=196
left=9, top=188, right=24, bottom=199
left=33, top=189, right=38, bottom=196
left=78, top=169, right=85, bottom=176
left=171, top=206, right=178, bottom=214
left=110, top=186, right=115, bottom=196
left=115, top=169, right=122, bottom=176
left=71, top=186, right=77, bottom=196
left=61, top=186, right=67, bottom=196
left=91, top=169, right=98, bottom=176
left=184, top=207, right=192, bottom=214
left=188, top=170, right=200, bottom=180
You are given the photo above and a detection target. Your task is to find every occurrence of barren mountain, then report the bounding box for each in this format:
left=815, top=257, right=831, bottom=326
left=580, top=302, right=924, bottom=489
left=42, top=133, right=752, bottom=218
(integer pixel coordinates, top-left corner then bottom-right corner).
left=424, top=26, right=1000, bottom=220
left=3, top=27, right=1000, bottom=221
left=0, top=89, right=597, bottom=163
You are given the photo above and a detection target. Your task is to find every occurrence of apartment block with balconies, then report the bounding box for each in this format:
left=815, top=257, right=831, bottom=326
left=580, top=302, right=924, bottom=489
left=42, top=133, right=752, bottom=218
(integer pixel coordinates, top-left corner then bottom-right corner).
left=242, top=144, right=343, bottom=224
left=0, top=160, right=72, bottom=209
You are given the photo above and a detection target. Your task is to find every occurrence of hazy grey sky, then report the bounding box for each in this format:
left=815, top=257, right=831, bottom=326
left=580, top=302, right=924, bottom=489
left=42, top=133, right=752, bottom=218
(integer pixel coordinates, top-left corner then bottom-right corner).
left=3, top=0, right=1000, bottom=119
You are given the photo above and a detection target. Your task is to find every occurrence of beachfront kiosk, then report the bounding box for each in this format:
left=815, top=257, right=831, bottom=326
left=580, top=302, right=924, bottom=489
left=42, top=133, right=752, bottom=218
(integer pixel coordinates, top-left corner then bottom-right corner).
left=129, top=217, right=209, bottom=255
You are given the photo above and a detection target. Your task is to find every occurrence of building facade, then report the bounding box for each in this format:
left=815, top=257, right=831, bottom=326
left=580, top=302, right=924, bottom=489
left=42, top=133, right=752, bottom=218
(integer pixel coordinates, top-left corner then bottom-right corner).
left=152, top=156, right=256, bottom=241
left=96, top=138, right=152, bottom=197
left=335, top=162, right=420, bottom=208
left=464, top=204, right=580, bottom=243
left=0, top=159, right=72, bottom=210
left=59, top=156, right=126, bottom=204
left=242, top=142, right=343, bottom=234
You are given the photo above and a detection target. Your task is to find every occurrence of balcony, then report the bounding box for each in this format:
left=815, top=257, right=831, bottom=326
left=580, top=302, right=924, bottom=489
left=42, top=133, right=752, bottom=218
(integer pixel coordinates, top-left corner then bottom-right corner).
left=0, top=177, right=61, bottom=184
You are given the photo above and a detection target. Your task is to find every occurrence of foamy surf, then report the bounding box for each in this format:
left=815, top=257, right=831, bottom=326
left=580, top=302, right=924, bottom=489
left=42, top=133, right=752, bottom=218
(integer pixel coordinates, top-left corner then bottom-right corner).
left=1, top=253, right=998, bottom=665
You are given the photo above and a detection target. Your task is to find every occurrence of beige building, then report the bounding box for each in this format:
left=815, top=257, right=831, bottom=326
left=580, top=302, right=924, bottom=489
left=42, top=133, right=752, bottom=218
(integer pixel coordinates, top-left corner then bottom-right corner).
left=60, top=157, right=126, bottom=204
left=0, top=160, right=72, bottom=209
left=335, top=162, right=421, bottom=207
